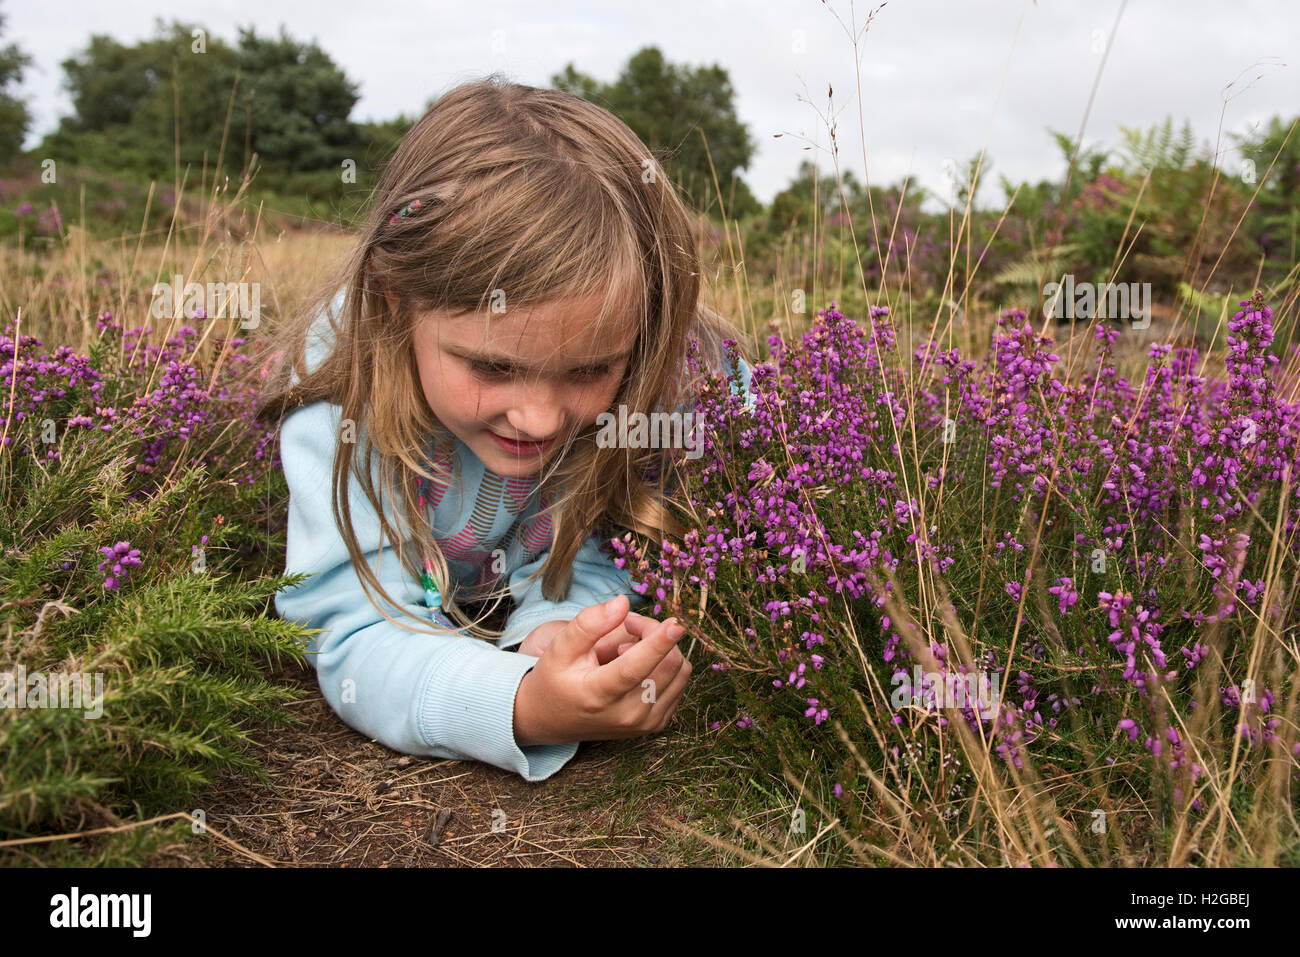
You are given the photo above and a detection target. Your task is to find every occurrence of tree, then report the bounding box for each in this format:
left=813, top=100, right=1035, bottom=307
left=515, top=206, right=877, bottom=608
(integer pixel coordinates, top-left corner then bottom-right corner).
left=47, top=20, right=241, bottom=178
left=550, top=47, right=758, bottom=219
left=227, top=25, right=360, bottom=173
left=42, top=19, right=361, bottom=181
left=356, top=114, right=415, bottom=170
left=0, top=6, right=33, bottom=162
left=767, top=159, right=923, bottom=236
left=550, top=64, right=600, bottom=103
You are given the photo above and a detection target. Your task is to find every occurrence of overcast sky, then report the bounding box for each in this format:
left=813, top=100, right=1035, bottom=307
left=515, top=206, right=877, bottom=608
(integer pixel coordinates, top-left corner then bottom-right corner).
left=7, top=1, right=1297, bottom=211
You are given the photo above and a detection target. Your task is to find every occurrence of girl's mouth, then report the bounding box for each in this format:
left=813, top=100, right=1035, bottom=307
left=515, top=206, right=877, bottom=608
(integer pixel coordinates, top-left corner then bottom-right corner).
left=489, top=431, right=557, bottom=456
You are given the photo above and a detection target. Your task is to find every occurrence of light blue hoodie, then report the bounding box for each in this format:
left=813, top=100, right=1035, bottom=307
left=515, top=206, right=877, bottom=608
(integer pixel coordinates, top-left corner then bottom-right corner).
left=274, top=289, right=754, bottom=781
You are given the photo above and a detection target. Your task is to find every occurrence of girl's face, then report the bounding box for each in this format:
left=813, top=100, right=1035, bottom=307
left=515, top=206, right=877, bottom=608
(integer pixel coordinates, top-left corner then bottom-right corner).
left=408, top=292, right=638, bottom=477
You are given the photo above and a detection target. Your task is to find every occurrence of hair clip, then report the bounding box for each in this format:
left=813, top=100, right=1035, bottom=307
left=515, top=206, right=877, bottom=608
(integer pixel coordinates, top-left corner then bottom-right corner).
left=389, top=198, right=422, bottom=224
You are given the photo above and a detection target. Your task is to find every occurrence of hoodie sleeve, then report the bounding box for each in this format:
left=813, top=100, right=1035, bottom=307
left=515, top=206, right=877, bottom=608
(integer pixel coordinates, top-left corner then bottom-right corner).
left=274, top=398, right=580, bottom=781
left=656, top=348, right=757, bottom=499
left=727, top=352, right=757, bottom=415
left=676, top=347, right=756, bottom=421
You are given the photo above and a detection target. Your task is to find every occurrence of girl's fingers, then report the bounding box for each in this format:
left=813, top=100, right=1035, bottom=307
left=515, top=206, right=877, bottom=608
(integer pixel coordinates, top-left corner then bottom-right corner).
left=621, top=611, right=656, bottom=639
left=592, top=627, right=631, bottom=666
left=644, top=654, right=692, bottom=730
left=617, top=643, right=687, bottom=727
left=642, top=643, right=687, bottom=699
left=553, top=595, right=629, bottom=666
left=590, top=611, right=656, bottom=665
left=594, top=616, right=685, bottom=701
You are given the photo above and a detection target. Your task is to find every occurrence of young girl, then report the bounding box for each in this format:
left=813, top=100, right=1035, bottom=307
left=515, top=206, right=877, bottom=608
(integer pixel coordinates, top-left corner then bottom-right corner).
left=254, top=76, right=755, bottom=782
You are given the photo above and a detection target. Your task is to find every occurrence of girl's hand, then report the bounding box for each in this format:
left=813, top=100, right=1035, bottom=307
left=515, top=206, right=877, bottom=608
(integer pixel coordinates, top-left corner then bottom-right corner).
left=512, top=595, right=692, bottom=746
left=599, top=610, right=662, bottom=660
left=515, top=620, right=568, bottom=658
left=517, top=610, right=662, bottom=663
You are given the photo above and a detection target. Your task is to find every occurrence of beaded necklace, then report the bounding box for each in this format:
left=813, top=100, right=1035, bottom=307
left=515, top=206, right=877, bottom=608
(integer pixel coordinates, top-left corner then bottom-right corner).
left=414, top=472, right=443, bottom=613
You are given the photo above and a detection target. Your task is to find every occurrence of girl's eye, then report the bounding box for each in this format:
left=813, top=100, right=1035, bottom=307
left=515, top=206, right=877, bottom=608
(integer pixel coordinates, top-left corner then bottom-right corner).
left=470, top=360, right=514, bottom=379
left=469, top=360, right=611, bottom=381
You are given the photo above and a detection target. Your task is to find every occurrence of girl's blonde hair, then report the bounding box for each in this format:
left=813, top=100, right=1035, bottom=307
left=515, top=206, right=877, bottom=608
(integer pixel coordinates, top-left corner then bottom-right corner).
left=254, top=74, right=749, bottom=640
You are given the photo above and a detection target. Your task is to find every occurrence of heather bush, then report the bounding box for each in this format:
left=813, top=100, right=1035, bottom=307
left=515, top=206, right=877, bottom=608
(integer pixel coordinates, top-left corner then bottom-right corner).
left=0, top=310, right=313, bottom=865
left=614, top=294, right=1300, bottom=866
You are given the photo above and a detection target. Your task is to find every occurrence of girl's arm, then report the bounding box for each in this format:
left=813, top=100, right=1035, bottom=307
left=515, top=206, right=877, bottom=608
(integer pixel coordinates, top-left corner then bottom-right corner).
left=274, top=398, right=580, bottom=782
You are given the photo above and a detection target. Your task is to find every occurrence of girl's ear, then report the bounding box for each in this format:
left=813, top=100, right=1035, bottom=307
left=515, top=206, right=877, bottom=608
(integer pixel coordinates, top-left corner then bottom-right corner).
left=368, top=268, right=400, bottom=316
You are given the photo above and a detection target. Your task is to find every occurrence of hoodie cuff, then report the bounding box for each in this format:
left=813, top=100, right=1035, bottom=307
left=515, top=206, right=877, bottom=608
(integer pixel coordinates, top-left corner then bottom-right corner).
left=415, top=640, right=578, bottom=782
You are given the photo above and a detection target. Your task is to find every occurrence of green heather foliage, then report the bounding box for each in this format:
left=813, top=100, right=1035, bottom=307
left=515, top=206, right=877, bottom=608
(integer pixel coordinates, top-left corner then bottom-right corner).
left=0, top=308, right=314, bottom=862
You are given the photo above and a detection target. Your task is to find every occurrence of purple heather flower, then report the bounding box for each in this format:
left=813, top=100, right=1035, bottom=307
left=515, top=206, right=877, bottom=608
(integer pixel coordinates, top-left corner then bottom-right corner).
left=804, top=699, right=829, bottom=725
left=1047, top=576, right=1079, bottom=615
left=98, top=540, right=143, bottom=591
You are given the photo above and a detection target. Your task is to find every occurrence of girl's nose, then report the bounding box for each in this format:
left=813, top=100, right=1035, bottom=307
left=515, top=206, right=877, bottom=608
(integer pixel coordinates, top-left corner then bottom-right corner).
left=505, top=380, right=563, bottom=441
